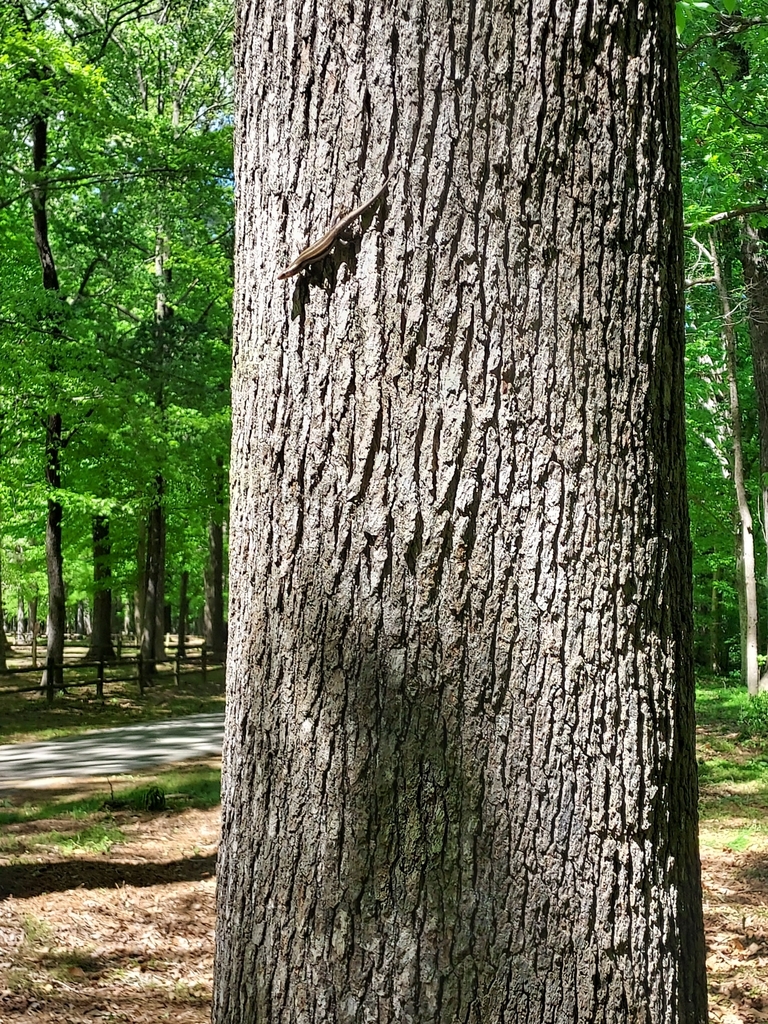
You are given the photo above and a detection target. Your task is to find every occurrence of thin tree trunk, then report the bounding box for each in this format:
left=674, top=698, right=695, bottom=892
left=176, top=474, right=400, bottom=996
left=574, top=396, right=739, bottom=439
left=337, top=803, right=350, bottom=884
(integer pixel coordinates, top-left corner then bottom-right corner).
left=215, top=1, right=707, bottom=1022
left=153, top=506, right=166, bottom=663
left=740, top=224, right=768, bottom=679
left=0, top=554, right=7, bottom=671
left=44, top=414, right=65, bottom=689
left=89, top=514, right=116, bottom=660
left=135, top=518, right=146, bottom=639
left=141, top=476, right=165, bottom=675
left=29, top=592, right=38, bottom=669
left=710, top=565, right=723, bottom=674
left=177, top=569, right=189, bottom=658
left=29, top=96, right=66, bottom=691
left=203, top=519, right=225, bottom=659
left=711, top=234, right=761, bottom=695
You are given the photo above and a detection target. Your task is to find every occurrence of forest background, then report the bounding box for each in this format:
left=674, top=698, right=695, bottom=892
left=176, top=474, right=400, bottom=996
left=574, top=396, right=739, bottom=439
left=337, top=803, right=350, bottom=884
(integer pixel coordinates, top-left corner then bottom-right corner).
left=1, top=0, right=768, bottom=695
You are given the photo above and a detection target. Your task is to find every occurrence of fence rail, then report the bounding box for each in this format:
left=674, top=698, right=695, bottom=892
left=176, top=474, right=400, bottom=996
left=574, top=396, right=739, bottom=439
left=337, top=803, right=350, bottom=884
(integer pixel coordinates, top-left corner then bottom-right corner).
left=0, top=645, right=223, bottom=705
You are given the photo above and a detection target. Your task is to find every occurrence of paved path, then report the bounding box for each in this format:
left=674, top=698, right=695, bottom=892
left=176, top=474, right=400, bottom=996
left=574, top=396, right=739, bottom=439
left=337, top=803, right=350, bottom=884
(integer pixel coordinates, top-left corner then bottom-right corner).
left=0, top=713, right=225, bottom=787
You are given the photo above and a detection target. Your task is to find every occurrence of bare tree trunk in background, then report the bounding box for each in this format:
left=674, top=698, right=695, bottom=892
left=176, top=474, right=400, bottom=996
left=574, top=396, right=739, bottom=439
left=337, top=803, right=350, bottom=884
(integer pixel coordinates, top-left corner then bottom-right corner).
left=89, top=514, right=116, bottom=660
left=29, top=591, right=38, bottom=669
left=177, top=569, right=189, bottom=658
left=203, top=520, right=225, bottom=659
left=44, top=413, right=65, bottom=689
left=140, top=477, right=164, bottom=675
left=215, top=0, right=707, bottom=1021
left=14, top=0, right=67, bottom=691
left=154, top=509, right=166, bottom=663
left=135, top=519, right=146, bottom=640
left=710, top=565, right=724, bottom=674
left=0, top=554, right=8, bottom=671
left=741, top=224, right=768, bottom=680
left=710, top=234, right=761, bottom=695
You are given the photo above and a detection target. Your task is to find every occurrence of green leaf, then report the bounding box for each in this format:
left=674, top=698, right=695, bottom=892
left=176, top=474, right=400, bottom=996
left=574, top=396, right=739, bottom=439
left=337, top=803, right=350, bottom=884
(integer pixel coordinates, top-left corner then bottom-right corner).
left=676, top=2, right=688, bottom=35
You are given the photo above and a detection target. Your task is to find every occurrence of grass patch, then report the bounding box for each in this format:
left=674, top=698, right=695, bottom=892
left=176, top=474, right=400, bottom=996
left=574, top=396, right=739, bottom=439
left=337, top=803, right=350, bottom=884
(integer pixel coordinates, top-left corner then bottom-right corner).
left=0, top=821, right=124, bottom=856
left=0, top=763, right=221, bottom=827
left=0, top=681, right=225, bottom=745
left=699, top=823, right=768, bottom=853
left=739, top=692, right=768, bottom=737
left=695, top=675, right=750, bottom=731
left=697, top=756, right=768, bottom=786
left=37, top=823, right=125, bottom=855
left=21, top=915, right=53, bottom=947
left=696, top=673, right=768, bottom=865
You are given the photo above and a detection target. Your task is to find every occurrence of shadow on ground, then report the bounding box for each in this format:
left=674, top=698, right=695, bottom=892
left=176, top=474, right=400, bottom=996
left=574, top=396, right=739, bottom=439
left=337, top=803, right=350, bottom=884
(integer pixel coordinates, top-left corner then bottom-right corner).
left=0, top=853, right=216, bottom=900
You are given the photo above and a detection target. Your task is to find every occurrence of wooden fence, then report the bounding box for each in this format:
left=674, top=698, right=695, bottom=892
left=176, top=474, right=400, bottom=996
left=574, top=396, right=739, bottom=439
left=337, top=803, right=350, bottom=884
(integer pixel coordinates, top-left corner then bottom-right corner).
left=0, top=645, right=222, bottom=705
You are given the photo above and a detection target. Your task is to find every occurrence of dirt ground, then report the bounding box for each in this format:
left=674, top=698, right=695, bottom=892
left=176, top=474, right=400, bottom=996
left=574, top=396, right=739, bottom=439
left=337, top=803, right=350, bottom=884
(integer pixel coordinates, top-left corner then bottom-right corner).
left=1, top=770, right=767, bottom=1022
left=0, top=773, right=219, bottom=1024
left=702, top=845, right=768, bottom=1023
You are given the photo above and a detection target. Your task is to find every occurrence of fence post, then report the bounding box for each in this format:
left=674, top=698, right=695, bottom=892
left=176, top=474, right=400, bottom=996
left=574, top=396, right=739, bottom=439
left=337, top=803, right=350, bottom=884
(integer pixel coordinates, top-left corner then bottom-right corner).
left=201, top=642, right=207, bottom=685
left=46, top=656, right=55, bottom=706
left=97, top=656, right=104, bottom=700
left=137, top=653, right=145, bottom=696
left=174, top=651, right=181, bottom=686
left=116, top=634, right=122, bottom=659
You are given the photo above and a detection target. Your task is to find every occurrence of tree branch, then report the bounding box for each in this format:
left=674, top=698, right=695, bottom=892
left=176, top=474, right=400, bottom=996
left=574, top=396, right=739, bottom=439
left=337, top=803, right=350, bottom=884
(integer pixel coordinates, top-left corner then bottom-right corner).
left=706, top=203, right=768, bottom=226
left=680, top=16, right=768, bottom=55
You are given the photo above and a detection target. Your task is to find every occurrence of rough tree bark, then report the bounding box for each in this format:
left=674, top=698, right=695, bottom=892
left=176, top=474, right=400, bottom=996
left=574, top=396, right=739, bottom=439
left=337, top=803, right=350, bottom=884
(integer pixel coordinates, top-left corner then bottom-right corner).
left=88, top=515, right=116, bottom=661
left=215, top=1, right=707, bottom=1022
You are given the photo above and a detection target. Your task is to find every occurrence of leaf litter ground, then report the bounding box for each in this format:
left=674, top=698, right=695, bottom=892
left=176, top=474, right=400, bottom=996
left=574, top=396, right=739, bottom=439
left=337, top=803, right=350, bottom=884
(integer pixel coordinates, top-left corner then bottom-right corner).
left=0, top=764, right=219, bottom=1023
left=0, top=726, right=767, bottom=1021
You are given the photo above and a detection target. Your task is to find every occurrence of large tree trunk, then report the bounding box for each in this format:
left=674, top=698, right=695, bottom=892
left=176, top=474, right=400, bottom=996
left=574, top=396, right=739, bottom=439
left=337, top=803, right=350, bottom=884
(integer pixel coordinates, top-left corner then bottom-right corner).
left=215, top=1, right=707, bottom=1022
left=88, top=514, right=116, bottom=661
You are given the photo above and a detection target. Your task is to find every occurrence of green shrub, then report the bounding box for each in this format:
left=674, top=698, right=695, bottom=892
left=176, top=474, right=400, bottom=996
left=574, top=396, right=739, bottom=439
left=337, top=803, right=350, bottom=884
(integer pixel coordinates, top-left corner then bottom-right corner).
left=739, top=692, right=768, bottom=737
left=139, top=785, right=166, bottom=812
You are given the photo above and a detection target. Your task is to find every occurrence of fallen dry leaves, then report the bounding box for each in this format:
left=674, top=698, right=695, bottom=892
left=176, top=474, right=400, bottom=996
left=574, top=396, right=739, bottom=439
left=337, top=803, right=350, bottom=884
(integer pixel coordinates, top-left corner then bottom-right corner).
left=701, top=840, right=768, bottom=1024
left=1, top=771, right=767, bottom=1021
left=0, top=798, right=219, bottom=1024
